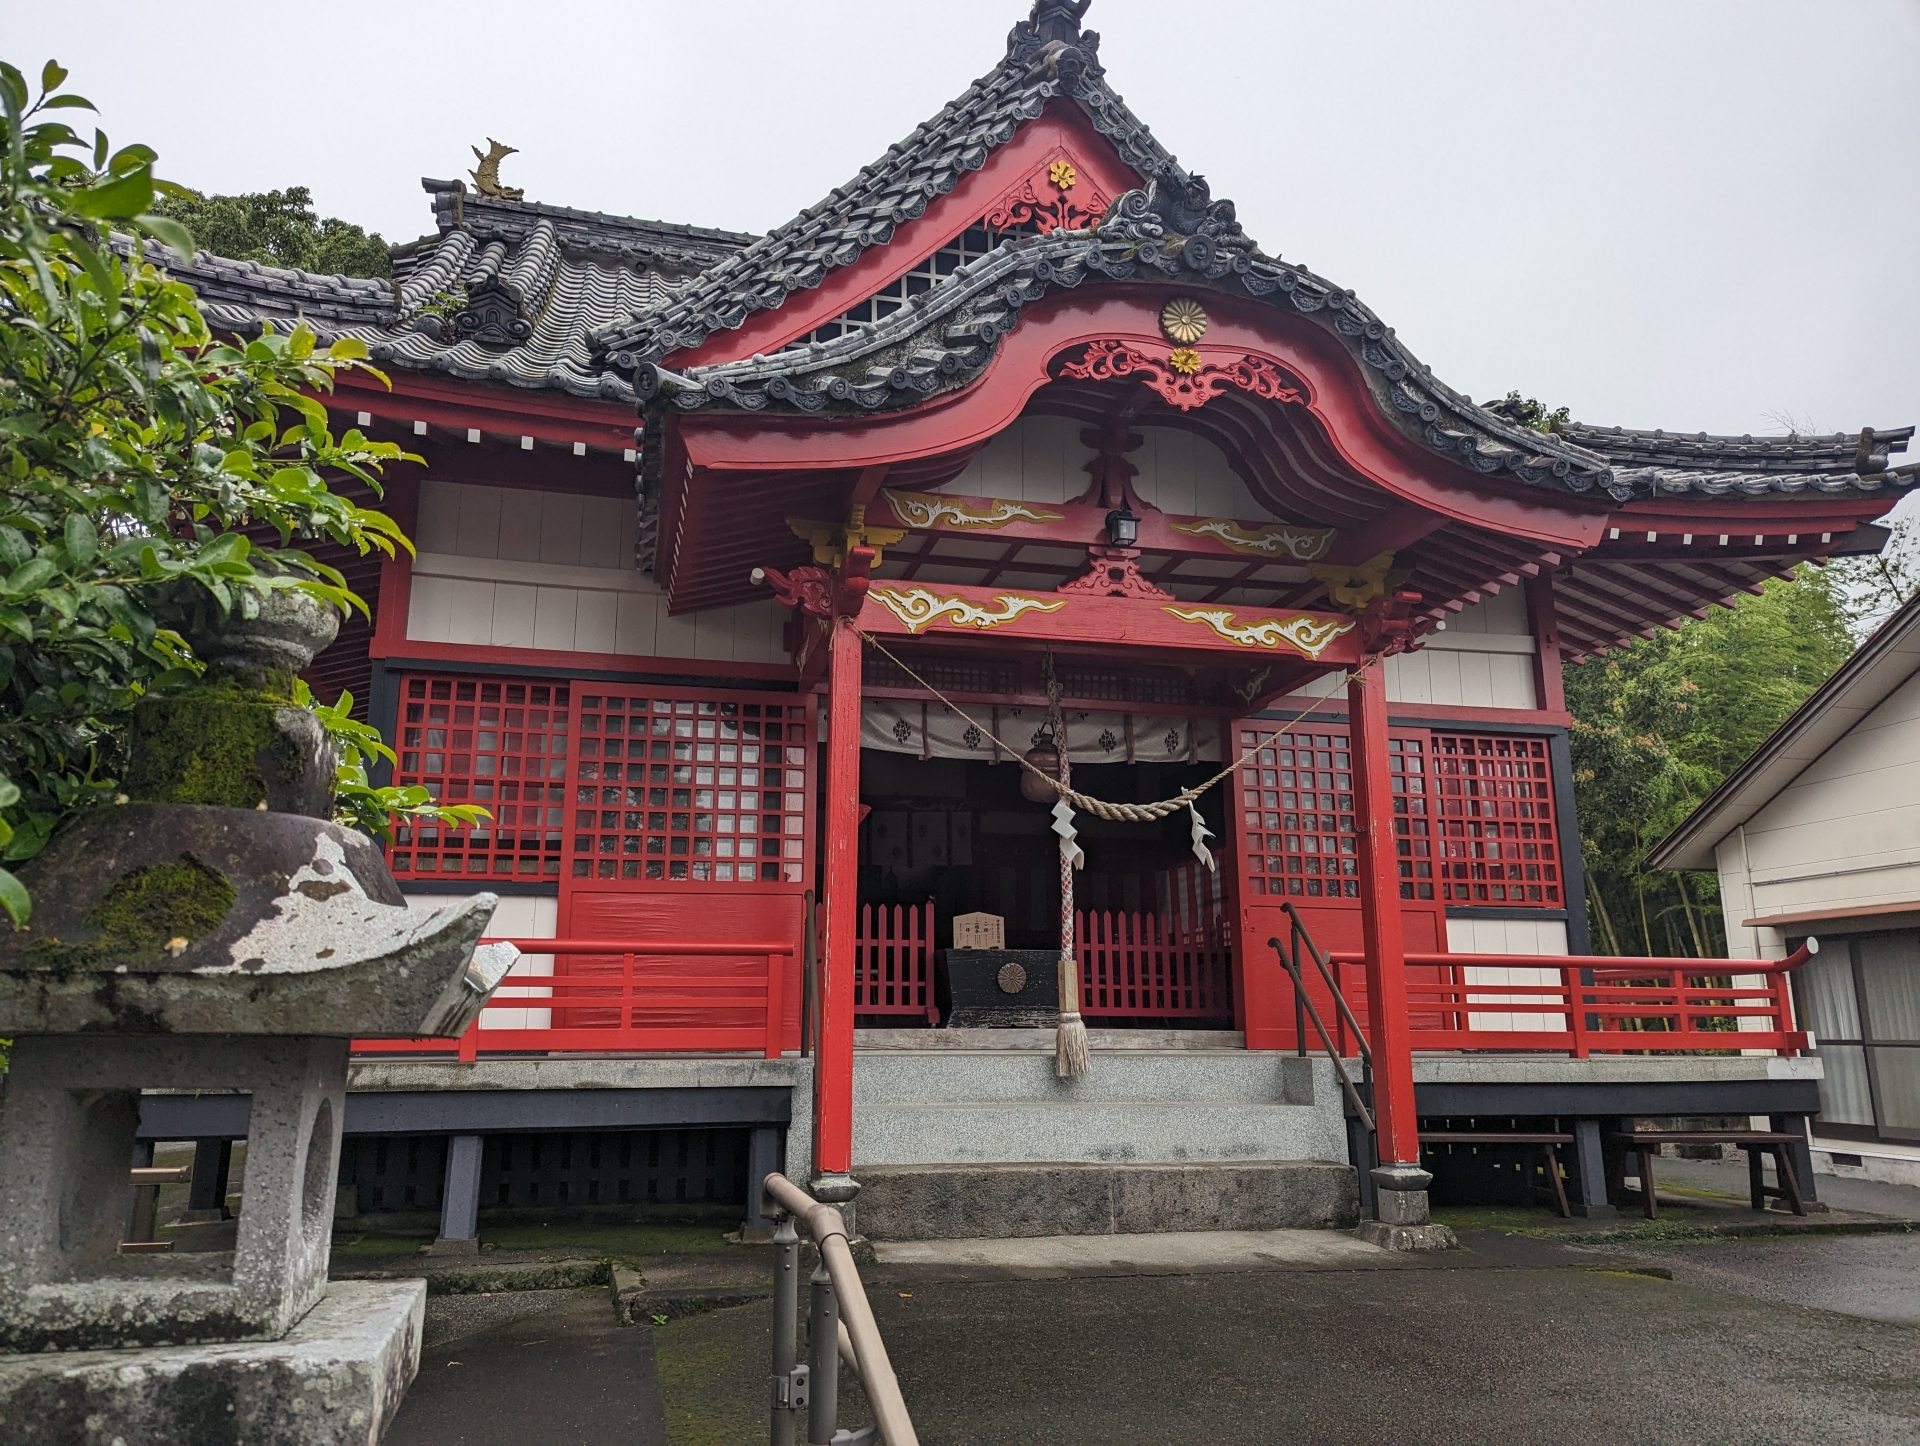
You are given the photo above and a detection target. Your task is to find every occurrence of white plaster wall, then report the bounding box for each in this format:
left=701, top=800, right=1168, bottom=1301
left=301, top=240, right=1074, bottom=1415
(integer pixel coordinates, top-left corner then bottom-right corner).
left=954, top=414, right=1279, bottom=521
left=1716, top=669, right=1920, bottom=959
left=1446, top=914, right=1569, bottom=1032
left=404, top=893, right=557, bottom=1028
left=405, top=479, right=788, bottom=666
left=1286, top=595, right=1538, bottom=711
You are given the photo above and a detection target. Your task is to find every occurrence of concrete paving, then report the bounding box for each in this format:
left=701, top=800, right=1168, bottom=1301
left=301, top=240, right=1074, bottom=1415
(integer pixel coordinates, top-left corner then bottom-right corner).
left=385, top=1288, right=667, bottom=1446
left=873, top=1226, right=1416, bottom=1274
left=1614, top=1233, right=1920, bottom=1325
left=380, top=1219, right=1920, bottom=1445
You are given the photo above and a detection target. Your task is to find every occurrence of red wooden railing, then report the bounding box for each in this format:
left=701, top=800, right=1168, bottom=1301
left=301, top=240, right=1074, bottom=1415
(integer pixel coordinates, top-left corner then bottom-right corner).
left=854, top=902, right=938, bottom=1022
left=1078, top=910, right=1233, bottom=1021
left=351, top=938, right=794, bottom=1060
left=1314, top=948, right=1811, bottom=1058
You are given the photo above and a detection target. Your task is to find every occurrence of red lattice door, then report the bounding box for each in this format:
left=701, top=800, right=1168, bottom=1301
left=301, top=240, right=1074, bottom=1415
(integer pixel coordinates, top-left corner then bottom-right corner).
left=1230, top=719, right=1447, bottom=1050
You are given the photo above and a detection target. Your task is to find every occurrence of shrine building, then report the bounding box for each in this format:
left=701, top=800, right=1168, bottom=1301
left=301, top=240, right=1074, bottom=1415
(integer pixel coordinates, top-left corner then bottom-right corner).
left=162, top=1, right=1916, bottom=1239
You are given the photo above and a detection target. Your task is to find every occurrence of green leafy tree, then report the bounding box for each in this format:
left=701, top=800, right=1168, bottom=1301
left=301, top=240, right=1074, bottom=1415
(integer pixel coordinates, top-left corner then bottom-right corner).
left=0, top=59, right=471, bottom=926
left=1565, top=567, right=1857, bottom=956
left=156, top=185, right=391, bottom=278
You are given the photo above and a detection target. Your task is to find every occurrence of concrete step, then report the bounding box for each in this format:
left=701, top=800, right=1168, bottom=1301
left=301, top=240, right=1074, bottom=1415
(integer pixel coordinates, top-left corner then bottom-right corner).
left=856, top=1162, right=1360, bottom=1240
left=850, top=1051, right=1349, bottom=1170
left=852, top=1049, right=1319, bottom=1105
left=856, top=1101, right=1342, bottom=1167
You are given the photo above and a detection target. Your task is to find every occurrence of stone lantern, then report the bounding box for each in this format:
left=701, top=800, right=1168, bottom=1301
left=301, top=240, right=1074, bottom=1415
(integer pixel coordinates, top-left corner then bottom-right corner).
left=0, top=588, right=515, bottom=1442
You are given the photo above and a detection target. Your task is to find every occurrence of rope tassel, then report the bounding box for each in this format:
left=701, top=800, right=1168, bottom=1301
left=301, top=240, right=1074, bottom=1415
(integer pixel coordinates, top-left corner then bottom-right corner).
left=1188, top=801, right=1217, bottom=873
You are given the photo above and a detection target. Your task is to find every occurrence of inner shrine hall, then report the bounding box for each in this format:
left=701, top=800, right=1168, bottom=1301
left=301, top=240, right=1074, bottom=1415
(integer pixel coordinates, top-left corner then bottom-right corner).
left=172, top=0, right=1915, bottom=1240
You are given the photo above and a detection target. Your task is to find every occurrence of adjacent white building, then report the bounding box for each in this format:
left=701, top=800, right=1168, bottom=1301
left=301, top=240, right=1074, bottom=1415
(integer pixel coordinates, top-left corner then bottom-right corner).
left=1654, top=592, right=1920, bottom=1185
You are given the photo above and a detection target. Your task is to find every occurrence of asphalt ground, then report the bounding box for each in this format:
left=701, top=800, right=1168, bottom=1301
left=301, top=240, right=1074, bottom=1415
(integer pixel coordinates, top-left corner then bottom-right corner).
left=384, top=1288, right=669, bottom=1446
left=375, top=1200, right=1920, bottom=1446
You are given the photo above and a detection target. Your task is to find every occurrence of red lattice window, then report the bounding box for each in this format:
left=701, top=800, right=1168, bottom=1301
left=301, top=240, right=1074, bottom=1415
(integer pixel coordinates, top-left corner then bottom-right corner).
left=1236, top=729, right=1359, bottom=900
left=1389, top=736, right=1436, bottom=902
left=1424, top=734, right=1561, bottom=907
left=570, top=688, right=813, bottom=887
left=389, top=676, right=571, bottom=880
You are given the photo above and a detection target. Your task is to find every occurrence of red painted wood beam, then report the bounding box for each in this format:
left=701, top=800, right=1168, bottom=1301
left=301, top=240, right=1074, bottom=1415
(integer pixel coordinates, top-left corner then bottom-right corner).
left=1527, top=574, right=1566, bottom=714
left=814, top=616, right=862, bottom=1180
left=1348, top=662, right=1420, bottom=1169
left=852, top=579, right=1365, bottom=667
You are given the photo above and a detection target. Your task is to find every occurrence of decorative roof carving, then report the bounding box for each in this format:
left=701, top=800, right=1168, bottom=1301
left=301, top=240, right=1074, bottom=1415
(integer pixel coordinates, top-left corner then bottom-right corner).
left=156, top=0, right=1914, bottom=505
left=470, top=139, right=524, bottom=201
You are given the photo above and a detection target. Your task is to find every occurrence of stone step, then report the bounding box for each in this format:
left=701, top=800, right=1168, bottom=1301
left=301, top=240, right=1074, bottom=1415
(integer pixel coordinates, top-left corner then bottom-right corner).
left=855, top=1162, right=1360, bottom=1241
left=854, top=1101, right=1345, bottom=1168
left=852, top=1049, right=1322, bottom=1106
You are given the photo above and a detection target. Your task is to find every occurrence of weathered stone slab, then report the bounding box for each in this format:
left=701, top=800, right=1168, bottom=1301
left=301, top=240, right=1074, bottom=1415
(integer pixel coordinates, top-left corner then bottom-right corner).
left=0, top=1279, right=424, bottom=1446
left=856, top=1161, right=1360, bottom=1240
left=0, top=805, right=512, bottom=1039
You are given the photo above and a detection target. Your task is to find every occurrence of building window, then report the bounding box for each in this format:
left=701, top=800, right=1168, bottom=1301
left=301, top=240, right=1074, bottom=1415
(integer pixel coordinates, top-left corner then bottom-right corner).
left=1426, top=733, right=1561, bottom=907
left=571, top=688, right=814, bottom=888
left=1236, top=726, right=1560, bottom=908
left=1794, top=931, right=1920, bottom=1144
left=389, top=676, right=570, bottom=880
left=791, top=225, right=1009, bottom=349
left=386, top=675, right=814, bottom=891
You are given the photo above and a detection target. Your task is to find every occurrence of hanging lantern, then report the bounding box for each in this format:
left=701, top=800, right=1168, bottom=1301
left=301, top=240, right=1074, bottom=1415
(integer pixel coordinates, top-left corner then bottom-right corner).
left=1020, top=746, right=1062, bottom=803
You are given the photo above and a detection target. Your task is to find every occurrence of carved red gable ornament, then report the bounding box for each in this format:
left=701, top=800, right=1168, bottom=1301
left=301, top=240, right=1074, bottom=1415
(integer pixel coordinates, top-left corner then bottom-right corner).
left=1059, top=340, right=1308, bottom=413
left=982, top=151, right=1114, bottom=236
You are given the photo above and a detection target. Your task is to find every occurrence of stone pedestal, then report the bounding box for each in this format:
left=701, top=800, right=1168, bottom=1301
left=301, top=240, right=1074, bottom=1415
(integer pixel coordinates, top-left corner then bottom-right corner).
left=0, top=1280, right=424, bottom=1446
left=1354, top=1163, right=1458, bottom=1252
left=0, top=1036, right=347, bottom=1351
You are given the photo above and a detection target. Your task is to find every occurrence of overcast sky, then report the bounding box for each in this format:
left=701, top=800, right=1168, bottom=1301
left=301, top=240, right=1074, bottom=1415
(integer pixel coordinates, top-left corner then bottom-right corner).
left=7, top=0, right=1918, bottom=441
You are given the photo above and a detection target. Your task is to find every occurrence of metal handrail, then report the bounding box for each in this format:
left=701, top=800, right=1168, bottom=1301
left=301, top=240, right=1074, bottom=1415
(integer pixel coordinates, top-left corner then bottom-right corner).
left=1268, top=929, right=1375, bottom=1137
left=1280, top=902, right=1374, bottom=1070
left=764, top=1172, right=918, bottom=1446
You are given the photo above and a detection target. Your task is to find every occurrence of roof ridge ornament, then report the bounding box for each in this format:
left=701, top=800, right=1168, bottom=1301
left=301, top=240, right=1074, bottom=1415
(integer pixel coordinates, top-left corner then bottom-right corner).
left=469, top=139, right=524, bottom=201
left=1008, top=0, right=1103, bottom=78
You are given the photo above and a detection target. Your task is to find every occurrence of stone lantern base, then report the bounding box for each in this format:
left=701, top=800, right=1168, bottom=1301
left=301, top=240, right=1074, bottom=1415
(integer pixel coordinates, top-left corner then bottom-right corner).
left=0, top=1279, right=423, bottom=1446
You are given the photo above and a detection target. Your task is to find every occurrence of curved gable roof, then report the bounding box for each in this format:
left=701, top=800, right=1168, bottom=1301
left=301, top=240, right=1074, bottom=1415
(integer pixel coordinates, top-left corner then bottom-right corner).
left=593, top=6, right=1170, bottom=368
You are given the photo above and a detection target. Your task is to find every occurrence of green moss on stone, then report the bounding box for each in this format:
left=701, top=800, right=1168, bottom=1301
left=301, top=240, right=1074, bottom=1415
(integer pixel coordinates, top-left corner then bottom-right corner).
left=25, top=855, right=236, bottom=971
left=122, top=678, right=300, bottom=808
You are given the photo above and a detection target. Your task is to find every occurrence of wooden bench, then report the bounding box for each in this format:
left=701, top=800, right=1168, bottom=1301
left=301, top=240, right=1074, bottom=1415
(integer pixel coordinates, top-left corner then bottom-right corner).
left=1419, top=1131, right=1573, bottom=1218
left=122, top=1164, right=191, bottom=1253
left=1609, top=1131, right=1806, bottom=1220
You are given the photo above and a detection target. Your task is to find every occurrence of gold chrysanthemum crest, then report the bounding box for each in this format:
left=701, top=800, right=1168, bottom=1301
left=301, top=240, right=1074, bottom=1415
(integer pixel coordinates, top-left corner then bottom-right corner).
left=1160, top=297, right=1208, bottom=345
left=1167, top=347, right=1203, bottom=376
left=1048, top=160, right=1077, bottom=190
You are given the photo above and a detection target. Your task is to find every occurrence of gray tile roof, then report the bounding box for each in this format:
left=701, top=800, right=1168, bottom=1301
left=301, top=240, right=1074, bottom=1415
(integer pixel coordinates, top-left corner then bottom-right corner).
left=168, top=0, right=1913, bottom=510
left=593, top=6, right=1169, bottom=367
left=176, top=182, right=756, bottom=404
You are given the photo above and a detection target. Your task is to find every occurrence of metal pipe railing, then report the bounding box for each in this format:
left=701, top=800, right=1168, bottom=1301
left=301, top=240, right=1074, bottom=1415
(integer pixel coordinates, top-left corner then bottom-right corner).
left=764, top=1172, right=918, bottom=1446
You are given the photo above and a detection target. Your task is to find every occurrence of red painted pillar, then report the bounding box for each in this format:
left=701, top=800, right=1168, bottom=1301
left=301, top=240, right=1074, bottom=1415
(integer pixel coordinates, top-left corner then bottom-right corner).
left=813, top=614, right=862, bottom=1180
left=1347, top=661, right=1420, bottom=1169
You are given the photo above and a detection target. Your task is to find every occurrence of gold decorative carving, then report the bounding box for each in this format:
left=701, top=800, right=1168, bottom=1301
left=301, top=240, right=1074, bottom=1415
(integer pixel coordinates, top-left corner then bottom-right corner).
left=1163, top=607, right=1356, bottom=660
left=1168, top=347, right=1203, bottom=376
left=1048, top=160, right=1077, bottom=190
left=870, top=587, right=1066, bottom=635
left=1160, top=297, right=1209, bottom=345
left=787, top=503, right=907, bottom=568
left=469, top=139, right=524, bottom=201
left=1170, top=517, right=1337, bottom=562
left=882, top=490, right=1065, bottom=531
left=1306, top=550, right=1409, bottom=611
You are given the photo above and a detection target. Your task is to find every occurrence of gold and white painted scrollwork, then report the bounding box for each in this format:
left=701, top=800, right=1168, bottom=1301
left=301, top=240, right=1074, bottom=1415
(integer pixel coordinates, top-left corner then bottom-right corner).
left=869, top=587, right=1067, bottom=635
left=881, top=490, right=1066, bottom=531
left=1170, top=517, right=1336, bottom=562
left=1162, top=606, right=1355, bottom=659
